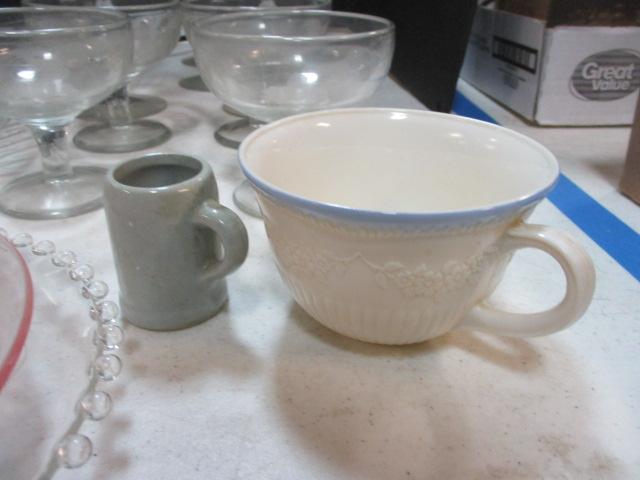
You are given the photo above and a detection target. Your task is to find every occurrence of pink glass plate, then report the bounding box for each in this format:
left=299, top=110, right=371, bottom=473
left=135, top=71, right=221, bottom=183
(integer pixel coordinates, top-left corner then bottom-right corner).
left=0, top=235, right=34, bottom=391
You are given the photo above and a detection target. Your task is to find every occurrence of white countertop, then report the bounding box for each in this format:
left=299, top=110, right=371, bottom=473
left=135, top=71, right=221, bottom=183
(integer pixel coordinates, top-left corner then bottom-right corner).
left=1, top=43, right=639, bottom=480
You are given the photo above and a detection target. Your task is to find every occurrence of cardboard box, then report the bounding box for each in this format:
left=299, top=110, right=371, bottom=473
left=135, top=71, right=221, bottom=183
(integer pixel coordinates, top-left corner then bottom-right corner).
left=620, top=97, right=640, bottom=204
left=460, top=5, right=640, bottom=125
left=497, top=0, right=640, bottom=27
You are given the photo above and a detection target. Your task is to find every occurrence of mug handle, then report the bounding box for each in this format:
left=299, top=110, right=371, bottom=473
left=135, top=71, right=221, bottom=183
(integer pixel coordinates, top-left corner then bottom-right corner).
left=193, top=199, right=249, bottom=280
left=459, top=223, right=595, bottom=337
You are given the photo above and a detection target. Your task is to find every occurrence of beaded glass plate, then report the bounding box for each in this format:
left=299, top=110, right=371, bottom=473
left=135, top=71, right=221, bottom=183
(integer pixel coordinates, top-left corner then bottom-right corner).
left=0, top=230, right=125, bottom=479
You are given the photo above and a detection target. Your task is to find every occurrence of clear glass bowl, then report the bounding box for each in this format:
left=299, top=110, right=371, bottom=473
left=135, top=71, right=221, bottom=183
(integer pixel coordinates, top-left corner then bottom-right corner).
left=0, top=8, right=131, bottom=128
left=190, top=9, right=394, bottom=215
left=182, top=0, right=332, bottom=40
left=0, top=236, right=33, bottom=392
left=52, top=0, right=183, bottom=154
left=30, top=0, right=183, bottom=121
left=179, top=0, right=332, bottom=92
left=191, top=9, right=394, bottom=122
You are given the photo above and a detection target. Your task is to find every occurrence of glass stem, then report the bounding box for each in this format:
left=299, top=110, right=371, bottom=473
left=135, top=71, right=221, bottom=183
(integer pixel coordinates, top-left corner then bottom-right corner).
left=29, top=124, right=73, bottom=181
left=105, top=85, right=133, bottom=127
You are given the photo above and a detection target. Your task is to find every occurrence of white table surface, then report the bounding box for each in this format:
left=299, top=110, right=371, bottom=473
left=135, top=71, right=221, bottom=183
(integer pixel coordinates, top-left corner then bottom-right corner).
left=1, top=42, right=639, bottom=480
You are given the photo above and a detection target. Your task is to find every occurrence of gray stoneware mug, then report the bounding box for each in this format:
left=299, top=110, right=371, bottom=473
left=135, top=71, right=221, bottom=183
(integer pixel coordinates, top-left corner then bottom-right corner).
left=104, top=153, right=249, bottom=330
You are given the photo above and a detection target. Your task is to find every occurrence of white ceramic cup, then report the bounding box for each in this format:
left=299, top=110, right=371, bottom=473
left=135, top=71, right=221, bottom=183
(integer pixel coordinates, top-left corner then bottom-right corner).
left=239, top=108, right=596, bottom=345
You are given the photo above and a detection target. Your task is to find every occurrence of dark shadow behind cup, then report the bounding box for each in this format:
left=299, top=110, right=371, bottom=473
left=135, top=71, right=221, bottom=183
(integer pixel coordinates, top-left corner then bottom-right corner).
left=333, top=0, right=477, bottom=112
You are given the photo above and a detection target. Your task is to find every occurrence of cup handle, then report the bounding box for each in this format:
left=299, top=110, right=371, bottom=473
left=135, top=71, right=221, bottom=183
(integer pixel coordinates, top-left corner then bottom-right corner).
left=459, top=223, right=595, bottom=337
left=194, top=199, right=249, bottom=280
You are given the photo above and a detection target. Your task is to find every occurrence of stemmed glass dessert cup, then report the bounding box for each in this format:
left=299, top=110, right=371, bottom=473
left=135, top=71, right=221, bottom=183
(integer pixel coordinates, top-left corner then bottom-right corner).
left=23, top=0, right=170, bottom=121
left=0, top=7, right=132, bottom=220
left=37, top=0, right=182, bottom=154
left=180, top=0, right=332, bottom=92
left=190, top=9, right=394, bottom=216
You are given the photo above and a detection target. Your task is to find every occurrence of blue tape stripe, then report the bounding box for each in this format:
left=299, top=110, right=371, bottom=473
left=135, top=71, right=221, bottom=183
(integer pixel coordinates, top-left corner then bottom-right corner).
left=452, top=91, right=498, bottom=125
left=452, top=90, right=640, bottom=282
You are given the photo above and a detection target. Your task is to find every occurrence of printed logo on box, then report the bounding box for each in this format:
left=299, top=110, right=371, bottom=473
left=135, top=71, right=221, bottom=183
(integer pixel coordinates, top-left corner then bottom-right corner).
left=570, top=49, right=640, bottom=101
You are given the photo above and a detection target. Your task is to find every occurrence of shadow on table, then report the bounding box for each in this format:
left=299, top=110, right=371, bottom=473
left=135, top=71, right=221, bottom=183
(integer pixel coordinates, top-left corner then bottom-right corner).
left=287, top=302, right=543, bottom=374
left=91, top=406, right=132, bottom=480
left=270, top=303, right=621, bottom=479
left=178, top=75, right=208, bottom=93
left=161, top=98, right=237, bottom=137
left=126, top=301, right=261, bottom=383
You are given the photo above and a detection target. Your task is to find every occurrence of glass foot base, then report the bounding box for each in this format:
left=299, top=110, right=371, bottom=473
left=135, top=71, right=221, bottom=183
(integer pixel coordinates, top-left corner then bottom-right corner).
left=214, top=118, right=262, bottom=149
left=0, top=166, right=107, bottom=220
left=78, top=95, right=168, bottom=121
left=182, top=56, right=197, bottom=67
left=178, top=75, right=208, bottom=92
left=74, top=120, right=171, bottom=154
left=233, top=180, right=262, bottom=218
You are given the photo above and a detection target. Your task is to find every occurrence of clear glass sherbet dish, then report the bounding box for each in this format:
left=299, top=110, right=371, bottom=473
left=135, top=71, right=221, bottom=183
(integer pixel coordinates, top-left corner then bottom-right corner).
left=182, top=0, right=332, bottom=41
left=190, top=9, right=394, bottom=215
left=22, top=0, right=174, bottom=122
left=0, top=7, right=132, bottom=219
left=192, top=9, right=394, bottom=123
left=46, top=0, right=183, bottom=153
left=179, top=0, right=332, bottom=91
